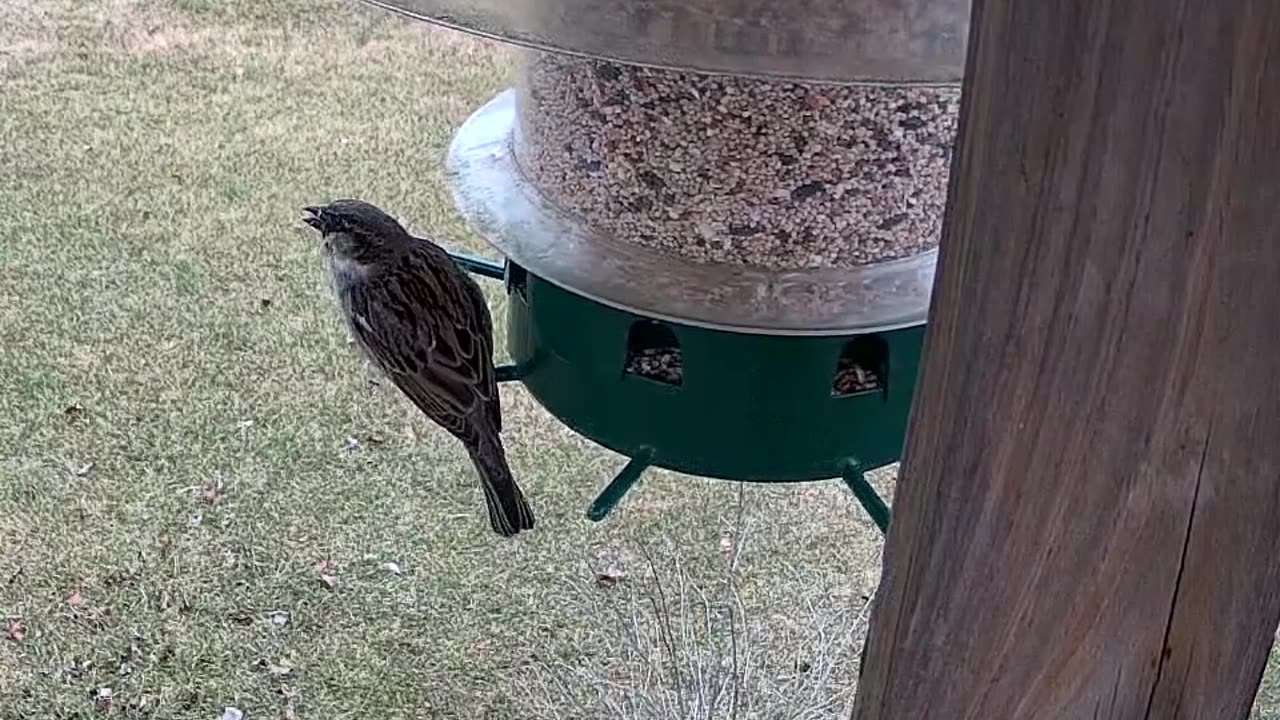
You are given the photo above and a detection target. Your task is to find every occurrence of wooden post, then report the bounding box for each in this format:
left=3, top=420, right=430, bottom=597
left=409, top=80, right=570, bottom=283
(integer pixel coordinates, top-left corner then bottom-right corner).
left=852, top=1, right=1280, bottom=718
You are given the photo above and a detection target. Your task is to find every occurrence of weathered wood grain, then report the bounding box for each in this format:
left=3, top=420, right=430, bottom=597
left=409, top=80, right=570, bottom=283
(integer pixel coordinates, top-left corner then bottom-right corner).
left=852, top=1, right=1280, bottom=718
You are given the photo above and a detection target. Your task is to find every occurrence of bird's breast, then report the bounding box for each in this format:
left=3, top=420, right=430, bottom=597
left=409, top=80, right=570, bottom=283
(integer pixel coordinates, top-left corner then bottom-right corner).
left=323, top=250, right=373, bottom=297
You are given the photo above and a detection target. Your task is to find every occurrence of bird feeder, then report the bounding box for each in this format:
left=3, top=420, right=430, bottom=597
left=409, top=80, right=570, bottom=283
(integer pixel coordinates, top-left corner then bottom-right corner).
left=363, top=0, right=970, bottom=532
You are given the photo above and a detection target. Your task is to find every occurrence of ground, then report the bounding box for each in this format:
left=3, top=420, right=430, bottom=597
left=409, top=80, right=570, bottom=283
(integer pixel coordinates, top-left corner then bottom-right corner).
left=0, top=1, right=1276, bottom=719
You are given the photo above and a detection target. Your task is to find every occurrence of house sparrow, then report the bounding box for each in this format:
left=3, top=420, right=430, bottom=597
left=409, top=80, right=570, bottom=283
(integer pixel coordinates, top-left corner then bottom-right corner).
left=304, top=199, right=535, bottom=537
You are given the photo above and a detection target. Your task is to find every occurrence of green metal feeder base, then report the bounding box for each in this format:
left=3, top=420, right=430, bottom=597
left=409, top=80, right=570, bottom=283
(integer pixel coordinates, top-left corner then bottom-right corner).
left=504, top=264, right=923, bottom=531
left=449, top=252, right=922, bottom=533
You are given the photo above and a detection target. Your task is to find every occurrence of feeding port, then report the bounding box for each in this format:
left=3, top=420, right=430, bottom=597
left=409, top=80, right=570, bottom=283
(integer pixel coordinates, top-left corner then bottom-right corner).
left=364, top=0, right=969, bottom=531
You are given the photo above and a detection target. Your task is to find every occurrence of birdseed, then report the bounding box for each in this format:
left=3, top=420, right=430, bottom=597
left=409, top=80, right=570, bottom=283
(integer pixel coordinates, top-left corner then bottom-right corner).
left=832, top=358, right=883, bottom=396
left=623, top=347, right=882, bottom=393
left=513, top=51, right=961, bottom=271
left=624, top=347, right=683, bottom=385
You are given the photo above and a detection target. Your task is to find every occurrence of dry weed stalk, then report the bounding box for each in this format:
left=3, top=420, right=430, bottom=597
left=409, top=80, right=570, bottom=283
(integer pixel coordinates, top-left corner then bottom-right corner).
left=524, top=486, right=871, bottom=719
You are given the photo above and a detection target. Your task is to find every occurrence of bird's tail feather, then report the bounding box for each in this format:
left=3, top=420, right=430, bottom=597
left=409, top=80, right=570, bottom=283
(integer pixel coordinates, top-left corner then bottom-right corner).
left=466, top=432, right=535, bottom=537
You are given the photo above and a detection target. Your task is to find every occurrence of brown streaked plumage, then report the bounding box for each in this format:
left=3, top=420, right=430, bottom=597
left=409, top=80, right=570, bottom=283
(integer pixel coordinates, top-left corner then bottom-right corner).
left=304, top=199, right=535, bottom=537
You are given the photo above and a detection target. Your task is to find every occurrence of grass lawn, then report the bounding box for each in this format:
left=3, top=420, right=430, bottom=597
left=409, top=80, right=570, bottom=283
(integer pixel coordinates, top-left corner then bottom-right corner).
left=1, top=1, right=1278, bottom=718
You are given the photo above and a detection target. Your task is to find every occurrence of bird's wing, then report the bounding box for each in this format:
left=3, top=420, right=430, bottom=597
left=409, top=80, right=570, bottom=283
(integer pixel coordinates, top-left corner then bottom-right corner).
left=456, top=264, right=502, bottom=433
left=347, top=247, right=499, bottom=440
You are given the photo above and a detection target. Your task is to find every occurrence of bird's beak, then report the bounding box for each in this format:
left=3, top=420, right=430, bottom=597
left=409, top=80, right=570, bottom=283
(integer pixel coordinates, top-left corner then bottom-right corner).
left=302, top=206, right=325, bottom=231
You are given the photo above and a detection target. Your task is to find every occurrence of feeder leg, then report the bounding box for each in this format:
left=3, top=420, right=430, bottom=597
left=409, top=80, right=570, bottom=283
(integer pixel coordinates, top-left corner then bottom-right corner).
left=588, top=448, right=654, bottom=522
left=493, top=364, right=526, bottom=383
left=448, top=251, right=506, bottom=280
left=842, top=459, right=891, bottom=534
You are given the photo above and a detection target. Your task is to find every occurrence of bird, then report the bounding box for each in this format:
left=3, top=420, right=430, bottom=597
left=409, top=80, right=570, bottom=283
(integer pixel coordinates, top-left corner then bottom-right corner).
left=303, top=199, right=535, bottom=537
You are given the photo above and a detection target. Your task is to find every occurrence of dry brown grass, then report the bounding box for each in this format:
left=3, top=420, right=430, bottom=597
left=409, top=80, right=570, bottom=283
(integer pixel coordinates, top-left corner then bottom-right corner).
left=0, top=1, right=879, bottom=717
left=1, top=1, right=1278, bottom=718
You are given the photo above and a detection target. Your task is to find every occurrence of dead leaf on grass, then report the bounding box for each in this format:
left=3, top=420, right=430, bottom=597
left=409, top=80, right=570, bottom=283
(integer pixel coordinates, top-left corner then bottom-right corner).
left=65, top=593, right=109, bottom=627
left=254, top=658, right=296, bottom=679
left=92, top=687, right=113, bottom=713
left=591, top=546, right=629, bottom=588
left=5, top=617, right=24, bottom=643
left=201, top=476, right=226, bottom=505
left=316, top=559, right=339, bottom=590
left=280, top=686, right=300, bottom=719
left=118, top=634, right=142, bottom=676
left=593, top=572, right=622, bottom=588
left=66, top=460, right=95, bottom=477
left=719, top=531, right=734, bottom=556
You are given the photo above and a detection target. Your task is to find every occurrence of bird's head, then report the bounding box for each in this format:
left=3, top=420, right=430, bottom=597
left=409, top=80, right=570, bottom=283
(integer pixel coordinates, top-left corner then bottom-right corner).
left=303, top=199, right=410, bottom=263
